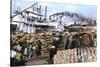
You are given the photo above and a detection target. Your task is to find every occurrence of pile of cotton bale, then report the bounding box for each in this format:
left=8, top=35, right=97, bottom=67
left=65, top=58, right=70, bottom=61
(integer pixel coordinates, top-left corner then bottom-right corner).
left=53, top=47, right=96, bottom=64
left=38, top=33, right=53, bottom=53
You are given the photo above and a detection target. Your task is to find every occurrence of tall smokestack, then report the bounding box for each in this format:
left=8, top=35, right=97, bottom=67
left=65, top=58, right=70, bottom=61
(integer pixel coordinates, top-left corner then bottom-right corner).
left=44, top=6, right=47, bottom=20
left=39, top=5, right=41, bottom=15
left=39, top=5, right=41, bottom=20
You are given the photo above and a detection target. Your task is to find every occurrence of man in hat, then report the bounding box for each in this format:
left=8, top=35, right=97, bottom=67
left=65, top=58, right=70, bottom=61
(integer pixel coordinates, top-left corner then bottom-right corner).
left=52, top=33, right=60, bottom=49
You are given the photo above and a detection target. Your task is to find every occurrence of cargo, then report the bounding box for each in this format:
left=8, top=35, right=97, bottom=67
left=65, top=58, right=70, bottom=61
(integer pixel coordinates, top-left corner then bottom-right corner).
left=53, top=47, right=96, bottom=64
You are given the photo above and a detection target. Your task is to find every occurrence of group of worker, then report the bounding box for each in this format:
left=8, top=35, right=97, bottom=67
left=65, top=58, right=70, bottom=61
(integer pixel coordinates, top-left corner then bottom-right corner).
left=10, top=31, right=63, bottom=66
left=10, top=26, right=96, bottom=66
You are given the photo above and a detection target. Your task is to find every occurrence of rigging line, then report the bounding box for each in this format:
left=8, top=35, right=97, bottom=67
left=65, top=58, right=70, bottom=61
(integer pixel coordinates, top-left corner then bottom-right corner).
left=11, top=2, right=38, bottom=18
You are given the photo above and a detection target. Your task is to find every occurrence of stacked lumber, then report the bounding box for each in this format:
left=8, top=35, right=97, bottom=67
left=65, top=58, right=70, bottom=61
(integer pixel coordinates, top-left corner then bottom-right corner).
left=53, top=47, right=96, bottom=64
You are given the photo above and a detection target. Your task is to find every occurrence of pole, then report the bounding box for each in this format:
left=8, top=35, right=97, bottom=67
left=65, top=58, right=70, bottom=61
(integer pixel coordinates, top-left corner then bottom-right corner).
left=10, top=0, right=12, bottom=23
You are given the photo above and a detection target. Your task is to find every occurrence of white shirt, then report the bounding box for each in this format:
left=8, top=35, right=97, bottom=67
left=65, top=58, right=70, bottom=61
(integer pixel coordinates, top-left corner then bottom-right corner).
left=53, top=37, right=59, bottom=41
left=11, top=50, right=16, bottom=58
left=32, top=46, right=36, bottom=50
left=24, top=48, right=27, bottom=55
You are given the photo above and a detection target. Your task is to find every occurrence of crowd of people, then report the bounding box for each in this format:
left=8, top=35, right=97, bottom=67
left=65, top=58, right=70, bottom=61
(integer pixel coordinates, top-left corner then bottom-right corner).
left=10, top=26, right=96, bottom=66
left=10, top=30, right=65, bottom=66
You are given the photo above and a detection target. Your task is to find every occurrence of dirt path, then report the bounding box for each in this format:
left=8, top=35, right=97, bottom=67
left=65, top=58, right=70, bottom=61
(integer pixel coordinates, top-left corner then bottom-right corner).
left=25, top=53, right=51, bottom=65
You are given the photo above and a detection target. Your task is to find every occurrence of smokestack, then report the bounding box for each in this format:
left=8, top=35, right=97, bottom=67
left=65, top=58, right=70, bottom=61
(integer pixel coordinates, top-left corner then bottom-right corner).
left=39, top=5, right=41, bottom=20
left=44, top=6, right=47, bottom=20
left=39, top=5, right=41, bottom=15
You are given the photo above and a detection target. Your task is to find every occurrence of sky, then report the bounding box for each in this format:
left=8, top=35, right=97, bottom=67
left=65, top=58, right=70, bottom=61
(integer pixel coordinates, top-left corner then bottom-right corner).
left=11, top=0, right=97, bottom=19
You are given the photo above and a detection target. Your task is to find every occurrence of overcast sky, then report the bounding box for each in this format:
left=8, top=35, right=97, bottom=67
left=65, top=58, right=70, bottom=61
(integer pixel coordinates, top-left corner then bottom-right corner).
left=12, top=0, right=97, bottom=19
